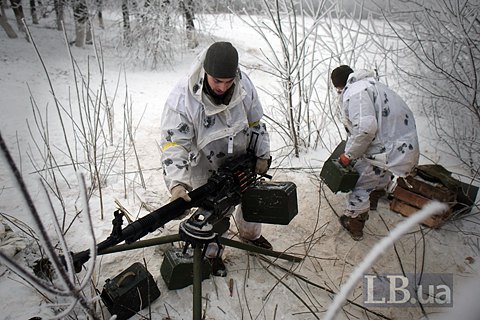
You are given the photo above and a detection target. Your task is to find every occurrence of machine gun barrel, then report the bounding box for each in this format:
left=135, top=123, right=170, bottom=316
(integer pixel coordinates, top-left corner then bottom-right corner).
left=121, top=182, right=220, bottom=243
left=71, top=182, right=217, bottom=272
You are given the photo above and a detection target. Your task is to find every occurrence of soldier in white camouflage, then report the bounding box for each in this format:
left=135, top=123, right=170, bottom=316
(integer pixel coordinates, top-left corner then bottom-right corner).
left=331, top=65, right=420, bottom=241
left=160, top=42, right=272, bottom=276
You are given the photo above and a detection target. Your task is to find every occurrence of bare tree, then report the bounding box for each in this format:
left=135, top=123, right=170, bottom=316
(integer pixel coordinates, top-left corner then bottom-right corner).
left=0, top=1, right=18, bottom=38
left=238, top=0, right=334, bottom=157
left=379, top=0, right=480, bottom=177
left=73, top=0, right=92, bottom=47
left=237, top=0, right=393, bottom=156
left=9, top=0, right=25, bottom=32
left=54, top=0, right=64, bottom=31
left=30, top=0, right=38, bottom=24
left=180, top=0, right=198, bottom=48
left=95, top=0, right=104, bottom=29
left=121, top=0, right=130, bottom=44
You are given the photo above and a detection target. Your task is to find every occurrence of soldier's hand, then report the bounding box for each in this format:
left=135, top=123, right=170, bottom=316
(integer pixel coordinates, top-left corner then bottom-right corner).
left=170, top=184, right=191, bottom=202
left=338, top=153, right=352, bottom=167
left=255, top=158, right=270, bottom=174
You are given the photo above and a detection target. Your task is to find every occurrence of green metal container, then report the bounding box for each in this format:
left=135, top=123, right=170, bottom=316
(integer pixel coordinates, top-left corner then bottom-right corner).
left=319, top=140, right=359, bottom=193
left=320, top=158, right=359, bottom=193
left=160, top=248, right=211, bottom=290
left=242, top=181, right=298, bottom=225
left=101, top=262, right=161, bottom=320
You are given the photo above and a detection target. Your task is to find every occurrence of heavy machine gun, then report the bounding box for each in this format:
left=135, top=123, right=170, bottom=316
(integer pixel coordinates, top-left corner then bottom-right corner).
left=71, top=152, right=266, bottom=273
left=67, top=148, right=299, bottom=320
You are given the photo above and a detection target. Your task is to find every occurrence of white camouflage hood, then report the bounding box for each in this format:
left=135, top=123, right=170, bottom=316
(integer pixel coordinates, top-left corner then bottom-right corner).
left=187, top=48, right=245, bottom=116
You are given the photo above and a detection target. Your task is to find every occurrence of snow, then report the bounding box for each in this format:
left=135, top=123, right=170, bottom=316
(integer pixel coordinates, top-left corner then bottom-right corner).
left=1, top=7, right=479, bottom=320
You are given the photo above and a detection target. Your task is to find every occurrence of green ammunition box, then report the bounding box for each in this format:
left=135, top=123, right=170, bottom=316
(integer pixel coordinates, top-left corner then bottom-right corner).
left=320, top=140, right=359, bottom=193
left=320, top=158, right=359, bottom=193
left=160, top=248, right=211, bottom=290
left=242, top=181, right=298, bottom=225
left=101, top=262, right=161, bottom=320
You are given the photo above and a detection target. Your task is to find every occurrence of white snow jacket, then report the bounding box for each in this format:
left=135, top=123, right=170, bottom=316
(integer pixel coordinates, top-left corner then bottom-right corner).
left=160, top=50, right=270, bottom=191
left=340, top=70, right=419, bottom=177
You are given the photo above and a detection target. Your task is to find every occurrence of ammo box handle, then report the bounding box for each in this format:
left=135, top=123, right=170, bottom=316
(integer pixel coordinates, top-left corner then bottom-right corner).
left=117, top=271, right=136, bottom=287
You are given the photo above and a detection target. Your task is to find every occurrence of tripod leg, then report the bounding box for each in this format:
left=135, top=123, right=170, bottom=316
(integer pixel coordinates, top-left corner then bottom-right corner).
left=220, top=237, right=302, bottom=262
left=193, top=245, right=202, bottom=320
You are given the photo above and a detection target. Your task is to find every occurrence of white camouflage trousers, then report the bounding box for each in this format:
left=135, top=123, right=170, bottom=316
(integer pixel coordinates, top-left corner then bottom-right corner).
left=344, top=158, right=392, bottom=217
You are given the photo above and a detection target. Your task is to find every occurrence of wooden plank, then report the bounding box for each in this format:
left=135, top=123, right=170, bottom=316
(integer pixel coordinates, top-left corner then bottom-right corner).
left=397, top=176, right=456, bottom=202
left=393, top=186, right=432, bottom=208
left=390, top=199, right=451, bottom=228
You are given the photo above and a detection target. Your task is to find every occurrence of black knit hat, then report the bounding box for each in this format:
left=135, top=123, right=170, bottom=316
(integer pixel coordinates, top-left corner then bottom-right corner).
left=331, top=65, right=354, bottom=87
left=204, top=42, right=239, bottom=78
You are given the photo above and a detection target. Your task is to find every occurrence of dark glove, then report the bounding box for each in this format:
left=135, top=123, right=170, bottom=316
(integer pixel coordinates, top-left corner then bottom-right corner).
left=338, top=153, right=352, bottom=167
left=255, top=158, right=270, bottom=174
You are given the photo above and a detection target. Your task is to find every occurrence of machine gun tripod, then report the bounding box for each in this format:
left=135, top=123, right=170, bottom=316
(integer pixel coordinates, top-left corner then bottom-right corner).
left=68, top=152, right=299, bottom=319
left=97, top=208, right=301, bottom=320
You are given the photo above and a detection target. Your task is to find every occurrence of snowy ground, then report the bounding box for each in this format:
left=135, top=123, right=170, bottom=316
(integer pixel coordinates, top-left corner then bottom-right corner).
left=1, top=7, right=479, bottom=320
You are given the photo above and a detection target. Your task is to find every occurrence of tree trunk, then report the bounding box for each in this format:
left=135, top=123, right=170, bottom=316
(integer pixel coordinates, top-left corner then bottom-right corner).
left=122, top=0, right=130, bottom=45
left=181, top=0, right=198, bottom=48
left=0, top=4, right=18, bottom=38
left=54, top=0, right=64, bottom=30
left=182, top=0, right=194, bottom=31
left=30, top=0, right=38, bottom=24
left=73, top=0, right=89, bottom=47
left=96, top=0, right=103, bottom=29
left=9, top=0, right=25, bottom=32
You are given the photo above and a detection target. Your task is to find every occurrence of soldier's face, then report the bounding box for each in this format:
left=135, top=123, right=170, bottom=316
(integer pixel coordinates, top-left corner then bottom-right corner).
left=206, top=74, right=235, bottom=96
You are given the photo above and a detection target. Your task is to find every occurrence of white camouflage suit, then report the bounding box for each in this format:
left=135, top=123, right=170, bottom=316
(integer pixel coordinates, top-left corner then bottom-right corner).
left=340, top=70, right=419, bottom=217
left=160, top=50, right=270, bottom=256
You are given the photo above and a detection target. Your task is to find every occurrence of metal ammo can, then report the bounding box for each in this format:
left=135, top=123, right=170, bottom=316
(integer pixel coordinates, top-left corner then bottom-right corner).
left=160, top=248, right=211, bottom=290
left=320, top=140, right=360, bottom=193
left=320, top=158, right=359, bottom=193
left=101, top=262, right=160, bottom=320
left=242, top=181, right=298, bottom=225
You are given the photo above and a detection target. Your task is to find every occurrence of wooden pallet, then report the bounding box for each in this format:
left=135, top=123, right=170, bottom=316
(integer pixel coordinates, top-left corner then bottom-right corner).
left=390, top=176, right=456, bottom=228
left=397, top=176, right=456, bottom=202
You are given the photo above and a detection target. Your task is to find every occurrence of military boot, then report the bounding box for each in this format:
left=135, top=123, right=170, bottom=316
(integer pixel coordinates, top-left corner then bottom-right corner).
left=208, top=257, right=227, bottom=277
left=369, top=190, right=386, bottom=210
left=339, top=211, right=369, bottom=241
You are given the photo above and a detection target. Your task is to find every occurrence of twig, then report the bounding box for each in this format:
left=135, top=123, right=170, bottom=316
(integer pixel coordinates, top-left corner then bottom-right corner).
left=258, top=257, right=320, bottom=319
left=324, top=202, right=447, bottom=320
left=24, top=20, right=77, bottom=172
